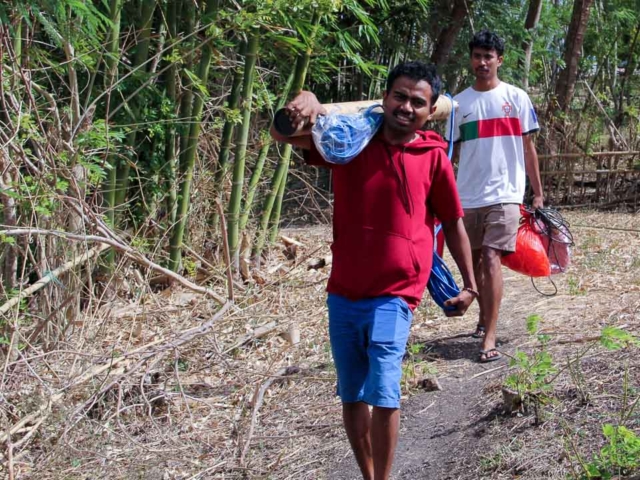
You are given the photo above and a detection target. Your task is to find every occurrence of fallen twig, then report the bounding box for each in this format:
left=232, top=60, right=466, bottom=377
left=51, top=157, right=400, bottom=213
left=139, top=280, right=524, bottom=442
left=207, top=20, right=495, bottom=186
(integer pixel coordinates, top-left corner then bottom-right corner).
left=239, top=366, right=300, bottom=465
left=471, top=364, right=507, bottom=379
left=223, top=322, right=278, bottom=354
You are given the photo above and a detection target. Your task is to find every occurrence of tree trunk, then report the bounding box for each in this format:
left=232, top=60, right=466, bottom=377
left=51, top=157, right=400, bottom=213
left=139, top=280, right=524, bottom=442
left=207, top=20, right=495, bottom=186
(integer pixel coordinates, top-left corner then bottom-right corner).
left=430, top=0, right=473, bottom=66
left=520, top=0, right=543, bottom=91
left=554, top=0, right=595, bottom=112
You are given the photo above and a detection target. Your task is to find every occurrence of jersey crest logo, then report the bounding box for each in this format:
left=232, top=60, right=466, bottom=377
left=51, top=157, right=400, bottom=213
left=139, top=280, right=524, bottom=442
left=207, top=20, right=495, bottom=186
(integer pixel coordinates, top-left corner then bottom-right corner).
left=502, top=102, right=512, bottom=117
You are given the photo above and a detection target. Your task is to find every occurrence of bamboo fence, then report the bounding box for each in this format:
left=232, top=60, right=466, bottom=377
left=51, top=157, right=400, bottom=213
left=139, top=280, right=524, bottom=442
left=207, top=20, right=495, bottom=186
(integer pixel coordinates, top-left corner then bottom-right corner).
left=536, top=151, right=640, bottom=209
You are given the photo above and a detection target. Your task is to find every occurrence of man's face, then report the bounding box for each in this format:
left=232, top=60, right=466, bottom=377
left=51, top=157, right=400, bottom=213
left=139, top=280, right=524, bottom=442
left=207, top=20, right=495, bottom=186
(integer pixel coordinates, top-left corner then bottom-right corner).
left=470, top=47, right=503, bottom=81
left=382, top=76, right=436, bottom=134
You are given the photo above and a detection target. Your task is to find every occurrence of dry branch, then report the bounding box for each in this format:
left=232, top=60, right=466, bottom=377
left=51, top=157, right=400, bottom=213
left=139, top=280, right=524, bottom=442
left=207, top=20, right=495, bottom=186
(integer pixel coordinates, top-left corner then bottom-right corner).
left=581, top=81, right=629, bottom=150
left=223, top=322, right=278, bottom=354
left=239, top=366, right=300, bottom=464
left=0, top=244, right=109, bottom=316
left=0, top=228, right=227, bottom=305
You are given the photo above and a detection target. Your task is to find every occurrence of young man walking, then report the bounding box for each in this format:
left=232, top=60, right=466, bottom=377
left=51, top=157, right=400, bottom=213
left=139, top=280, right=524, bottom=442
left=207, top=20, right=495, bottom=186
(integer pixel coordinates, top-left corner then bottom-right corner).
left=271, top=62, right=477, bottom=480
left=450, top=31, right=544, bottom=363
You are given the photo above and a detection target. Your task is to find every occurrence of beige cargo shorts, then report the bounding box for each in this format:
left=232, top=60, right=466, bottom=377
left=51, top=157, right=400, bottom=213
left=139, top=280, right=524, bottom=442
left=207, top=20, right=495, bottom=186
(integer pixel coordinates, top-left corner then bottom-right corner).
left=462, top=203, right=521, bottom=253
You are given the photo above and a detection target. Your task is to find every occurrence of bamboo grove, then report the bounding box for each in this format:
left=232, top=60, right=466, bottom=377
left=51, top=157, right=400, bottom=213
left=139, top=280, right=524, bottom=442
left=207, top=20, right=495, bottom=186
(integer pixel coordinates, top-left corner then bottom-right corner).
left=1, top=0, right=639, bottom=313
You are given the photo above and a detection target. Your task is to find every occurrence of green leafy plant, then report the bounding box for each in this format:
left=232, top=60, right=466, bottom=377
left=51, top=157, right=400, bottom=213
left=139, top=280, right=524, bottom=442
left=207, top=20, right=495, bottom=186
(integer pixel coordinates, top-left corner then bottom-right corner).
left=581, top=425, right=640, bottom=479
left=599, top=326, right=639, bottom=351
left=565, top=330, right=640, bottom=478
left=503, top=315, right=557, bottom=423
left=402, top=342, right=437, bottom=394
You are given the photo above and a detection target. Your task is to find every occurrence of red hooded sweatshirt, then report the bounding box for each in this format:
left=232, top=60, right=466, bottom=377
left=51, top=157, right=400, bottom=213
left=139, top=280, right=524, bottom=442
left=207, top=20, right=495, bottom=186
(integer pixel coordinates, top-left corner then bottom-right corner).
left=306, top=130, right=464, bottom=310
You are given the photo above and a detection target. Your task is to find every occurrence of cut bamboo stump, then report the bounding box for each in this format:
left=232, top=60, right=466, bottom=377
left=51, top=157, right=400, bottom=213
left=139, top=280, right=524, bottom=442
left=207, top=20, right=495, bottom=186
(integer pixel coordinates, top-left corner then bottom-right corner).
left=282, top=324, right=300, bottom=345
left=502, top=386, right=523, bottom=414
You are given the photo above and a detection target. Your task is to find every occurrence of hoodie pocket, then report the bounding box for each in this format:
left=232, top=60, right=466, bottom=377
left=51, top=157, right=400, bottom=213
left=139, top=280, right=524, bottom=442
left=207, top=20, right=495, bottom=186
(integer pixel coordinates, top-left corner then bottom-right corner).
left=331, top=226, right=419, bottom=296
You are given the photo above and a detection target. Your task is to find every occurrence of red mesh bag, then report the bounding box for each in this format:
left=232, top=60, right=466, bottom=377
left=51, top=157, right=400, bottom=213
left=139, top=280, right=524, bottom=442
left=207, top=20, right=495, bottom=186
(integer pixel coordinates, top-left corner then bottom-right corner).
left=501, top=207, right=551, bottom=277
left=540, top=222, right=572, bottom=274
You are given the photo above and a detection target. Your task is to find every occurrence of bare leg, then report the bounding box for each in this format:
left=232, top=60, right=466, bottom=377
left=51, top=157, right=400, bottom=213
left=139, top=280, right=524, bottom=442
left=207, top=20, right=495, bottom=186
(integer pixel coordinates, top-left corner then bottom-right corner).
left=371, top=406, right=400, bottom=480
left=478, top=246, right=503, bottom=360
left=343, top=402, right=373, bottom=480
left=472, top=248, right=486, bottom=336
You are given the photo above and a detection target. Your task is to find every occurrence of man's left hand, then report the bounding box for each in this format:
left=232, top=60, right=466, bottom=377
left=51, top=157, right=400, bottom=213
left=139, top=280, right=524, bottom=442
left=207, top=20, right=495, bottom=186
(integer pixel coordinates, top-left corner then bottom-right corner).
left=443, top=290, right=476, bottom=317
left=532, top=195, right=544, bottom=209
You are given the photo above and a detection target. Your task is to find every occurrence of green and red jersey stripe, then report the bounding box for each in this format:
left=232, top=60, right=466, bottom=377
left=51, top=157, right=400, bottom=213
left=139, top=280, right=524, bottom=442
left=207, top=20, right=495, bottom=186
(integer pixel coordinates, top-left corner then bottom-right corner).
left=459, top=117, right=522, bottom=142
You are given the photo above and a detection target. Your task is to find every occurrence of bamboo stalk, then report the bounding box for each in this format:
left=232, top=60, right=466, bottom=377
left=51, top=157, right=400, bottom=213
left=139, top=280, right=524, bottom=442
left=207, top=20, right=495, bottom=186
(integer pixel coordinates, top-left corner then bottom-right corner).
left=176, top=0, right=196, bottom=171
left=208, top=43, right=246, bottom=232
left=273, top=95, right=458, bottom=137
left=269, top=159, right=289, bottom=244
left=227, top=34, right=260, bottom=266
left=216, top=44, right=246, bottom=182
left=266, top=17, right=319, bottom=245
left=253, top=13, right=320, bottom=261
left=216, top=200, right=234, bottom=302
left=251, top=144, right=291, bottom=262
left=168, top=0, right=219, bottom=272
left=164, top=0, right=178, bottom=226
left=113, top=0, right=157, bottom=210
left=239, top=71, right=294, bottom=232
left=104, top=0, right=124, bottom=227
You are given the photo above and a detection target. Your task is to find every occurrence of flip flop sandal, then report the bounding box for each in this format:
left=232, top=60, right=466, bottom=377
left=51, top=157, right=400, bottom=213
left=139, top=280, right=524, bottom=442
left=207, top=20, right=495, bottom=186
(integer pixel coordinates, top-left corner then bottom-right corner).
left=471, top=324, right=486, bottom=339
left=479, top=348, right=503, bottom=363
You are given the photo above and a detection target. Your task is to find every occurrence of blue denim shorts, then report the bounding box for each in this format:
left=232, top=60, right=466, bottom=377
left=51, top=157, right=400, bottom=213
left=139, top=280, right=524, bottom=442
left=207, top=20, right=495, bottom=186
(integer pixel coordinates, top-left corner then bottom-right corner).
left=327, top=294, right=413, bottom=409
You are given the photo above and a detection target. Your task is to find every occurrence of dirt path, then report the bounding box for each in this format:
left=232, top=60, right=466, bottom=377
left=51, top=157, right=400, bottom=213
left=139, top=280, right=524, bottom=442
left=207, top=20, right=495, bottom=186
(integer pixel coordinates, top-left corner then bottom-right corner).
left=327, top=272, right=565, bottom=479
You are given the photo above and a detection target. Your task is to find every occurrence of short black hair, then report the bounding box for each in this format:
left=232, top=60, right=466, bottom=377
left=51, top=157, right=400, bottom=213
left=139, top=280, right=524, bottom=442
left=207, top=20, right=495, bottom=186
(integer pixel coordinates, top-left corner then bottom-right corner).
left=386, top=61, right=441, bottom=105
left=469, top=30, right=505, bottom=56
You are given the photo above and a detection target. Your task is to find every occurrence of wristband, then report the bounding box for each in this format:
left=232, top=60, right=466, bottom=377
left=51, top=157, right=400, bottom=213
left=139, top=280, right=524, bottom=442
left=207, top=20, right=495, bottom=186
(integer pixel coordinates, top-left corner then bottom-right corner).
left=463, top=287, right=479, bottom=298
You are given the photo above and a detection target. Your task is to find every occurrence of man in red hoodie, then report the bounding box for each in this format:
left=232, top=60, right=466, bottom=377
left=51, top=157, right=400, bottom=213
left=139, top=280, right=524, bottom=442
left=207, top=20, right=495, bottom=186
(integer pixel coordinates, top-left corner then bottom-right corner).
left=271, top=62, right=477, bottom=480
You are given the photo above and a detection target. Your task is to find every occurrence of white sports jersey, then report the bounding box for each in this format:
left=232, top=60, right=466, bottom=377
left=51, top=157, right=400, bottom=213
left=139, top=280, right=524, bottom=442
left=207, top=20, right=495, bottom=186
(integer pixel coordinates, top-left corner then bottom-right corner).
left=449, top=82, right=539, bottom=208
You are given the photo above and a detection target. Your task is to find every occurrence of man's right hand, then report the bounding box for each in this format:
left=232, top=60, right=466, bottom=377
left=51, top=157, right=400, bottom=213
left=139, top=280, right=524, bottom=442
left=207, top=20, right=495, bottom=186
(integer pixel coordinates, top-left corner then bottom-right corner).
left=285, top=91, right=327, bottom=130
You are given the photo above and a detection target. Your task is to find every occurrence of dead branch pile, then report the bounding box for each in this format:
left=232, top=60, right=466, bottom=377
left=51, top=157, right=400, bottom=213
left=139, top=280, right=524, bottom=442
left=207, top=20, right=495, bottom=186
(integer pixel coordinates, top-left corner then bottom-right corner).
left=0, top=224, right=344, bottom=479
